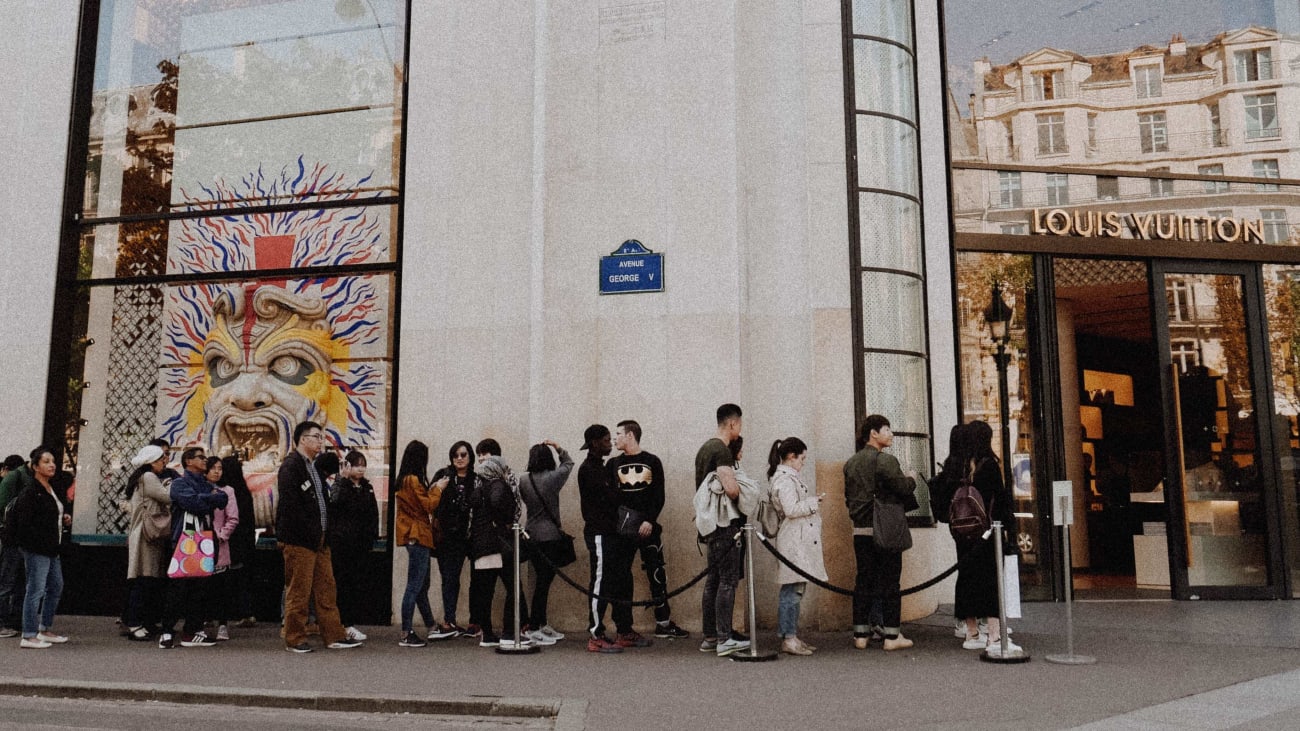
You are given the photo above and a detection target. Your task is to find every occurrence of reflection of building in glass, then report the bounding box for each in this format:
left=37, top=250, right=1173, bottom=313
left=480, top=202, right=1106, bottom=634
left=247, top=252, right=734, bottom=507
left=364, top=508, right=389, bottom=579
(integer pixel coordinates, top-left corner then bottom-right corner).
left=953, top=27, right=1300, bottom=243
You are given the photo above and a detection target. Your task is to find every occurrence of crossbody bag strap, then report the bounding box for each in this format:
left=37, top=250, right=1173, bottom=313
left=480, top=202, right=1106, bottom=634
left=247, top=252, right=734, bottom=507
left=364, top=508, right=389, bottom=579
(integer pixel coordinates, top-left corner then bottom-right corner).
left=523, top=473, right=564, bottom=529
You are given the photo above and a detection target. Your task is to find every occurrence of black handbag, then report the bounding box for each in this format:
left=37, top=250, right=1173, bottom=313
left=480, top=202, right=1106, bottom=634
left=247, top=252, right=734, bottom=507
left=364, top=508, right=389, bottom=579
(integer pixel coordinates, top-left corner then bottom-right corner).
left=872, top=498, right=912, bottom=552
left=616, top=505, right=647, bottom=538
left=522, top=475, right=577, bottom=568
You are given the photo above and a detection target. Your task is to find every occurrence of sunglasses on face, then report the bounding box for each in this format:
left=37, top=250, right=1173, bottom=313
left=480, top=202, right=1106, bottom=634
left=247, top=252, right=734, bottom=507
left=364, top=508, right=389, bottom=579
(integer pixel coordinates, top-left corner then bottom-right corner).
left=453, top=452, right=470, bottom=459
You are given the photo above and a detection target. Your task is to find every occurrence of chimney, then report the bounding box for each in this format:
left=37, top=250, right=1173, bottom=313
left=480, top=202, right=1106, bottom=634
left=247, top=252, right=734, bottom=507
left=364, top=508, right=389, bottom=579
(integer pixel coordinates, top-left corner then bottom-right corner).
left=1169, top=33, right=1187, bottom=56
left=974, top=57, right=992, bottom=76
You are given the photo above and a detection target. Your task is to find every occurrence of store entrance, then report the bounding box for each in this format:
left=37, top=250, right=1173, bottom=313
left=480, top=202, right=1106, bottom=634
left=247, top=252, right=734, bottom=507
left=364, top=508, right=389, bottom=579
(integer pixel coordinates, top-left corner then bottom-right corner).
left=1054, top=259, right=1168, bottom=599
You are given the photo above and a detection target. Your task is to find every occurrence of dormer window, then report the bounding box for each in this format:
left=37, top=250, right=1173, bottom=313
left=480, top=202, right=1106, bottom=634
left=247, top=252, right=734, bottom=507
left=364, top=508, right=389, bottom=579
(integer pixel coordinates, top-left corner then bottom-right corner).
left=1234, top=47, right=1273, bottom=82
left=1135, top=64, right=1162, bottom=98
left=1031, top=70, right=1064, bottom=100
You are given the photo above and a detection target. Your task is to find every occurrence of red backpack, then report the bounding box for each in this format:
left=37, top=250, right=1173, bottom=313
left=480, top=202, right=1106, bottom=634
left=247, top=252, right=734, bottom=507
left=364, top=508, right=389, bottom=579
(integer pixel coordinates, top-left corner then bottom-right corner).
left=948, top=460, right=991, bottom=542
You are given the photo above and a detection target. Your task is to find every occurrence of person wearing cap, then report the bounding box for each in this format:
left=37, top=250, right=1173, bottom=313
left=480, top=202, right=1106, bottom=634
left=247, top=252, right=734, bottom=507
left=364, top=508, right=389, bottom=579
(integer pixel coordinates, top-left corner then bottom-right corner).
left=0, top=453, right=32, bottom=638
left=578, top=424, right=628, bottom=654
left=123, top=443, right=172, bottom=640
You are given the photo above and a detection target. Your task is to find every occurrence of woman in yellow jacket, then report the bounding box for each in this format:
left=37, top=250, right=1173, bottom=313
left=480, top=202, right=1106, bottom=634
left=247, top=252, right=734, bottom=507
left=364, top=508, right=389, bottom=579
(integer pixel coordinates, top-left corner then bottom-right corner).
left=394, top=440, right=440, bottom=647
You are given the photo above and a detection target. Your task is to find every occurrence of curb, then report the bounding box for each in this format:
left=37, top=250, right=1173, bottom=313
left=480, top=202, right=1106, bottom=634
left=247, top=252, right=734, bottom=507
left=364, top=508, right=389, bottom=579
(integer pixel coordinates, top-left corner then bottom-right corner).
left=0, top=676, right=586, bottom=725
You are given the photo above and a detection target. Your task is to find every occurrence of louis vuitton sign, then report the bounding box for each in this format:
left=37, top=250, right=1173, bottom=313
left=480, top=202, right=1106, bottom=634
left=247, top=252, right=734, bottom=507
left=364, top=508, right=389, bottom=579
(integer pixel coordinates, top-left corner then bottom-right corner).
left=1029, top=208, right=1266, bottom=244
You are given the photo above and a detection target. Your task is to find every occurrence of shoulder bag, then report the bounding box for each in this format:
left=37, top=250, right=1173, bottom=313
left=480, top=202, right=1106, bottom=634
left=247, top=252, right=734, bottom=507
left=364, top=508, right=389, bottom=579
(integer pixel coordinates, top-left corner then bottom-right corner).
left=167, top=511, right=216, bottom=579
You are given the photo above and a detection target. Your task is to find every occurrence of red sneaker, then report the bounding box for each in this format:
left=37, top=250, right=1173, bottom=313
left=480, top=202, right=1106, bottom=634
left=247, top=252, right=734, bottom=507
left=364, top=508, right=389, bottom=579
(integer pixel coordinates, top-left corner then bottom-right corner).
left=615, top=631, right=652, bottom=648
left=586, top=635, right=624, bottom=654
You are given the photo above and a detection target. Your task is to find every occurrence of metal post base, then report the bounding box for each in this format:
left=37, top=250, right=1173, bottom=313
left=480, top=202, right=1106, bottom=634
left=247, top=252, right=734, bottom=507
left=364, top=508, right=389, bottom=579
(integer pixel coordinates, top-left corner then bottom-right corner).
left=1045, top=653, right=1096, bottom=665
left=494, top=641, right=541, bottom=656
left=730, top=650, right=778, bottom=662
left=979, top=647, right=1031, bottom=664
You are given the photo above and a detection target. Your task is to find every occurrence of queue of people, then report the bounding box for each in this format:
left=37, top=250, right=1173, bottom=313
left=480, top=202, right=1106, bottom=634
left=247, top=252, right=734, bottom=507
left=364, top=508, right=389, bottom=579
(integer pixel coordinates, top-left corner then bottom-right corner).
left=0, top=407, right=1017, bottom=658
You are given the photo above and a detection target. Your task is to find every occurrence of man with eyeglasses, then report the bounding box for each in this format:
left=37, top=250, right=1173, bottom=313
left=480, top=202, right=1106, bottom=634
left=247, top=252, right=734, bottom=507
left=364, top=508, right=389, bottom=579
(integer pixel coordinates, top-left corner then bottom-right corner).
left=276, top=421, right=362, bottom=653
left=157, top=446, right=227, bottom=649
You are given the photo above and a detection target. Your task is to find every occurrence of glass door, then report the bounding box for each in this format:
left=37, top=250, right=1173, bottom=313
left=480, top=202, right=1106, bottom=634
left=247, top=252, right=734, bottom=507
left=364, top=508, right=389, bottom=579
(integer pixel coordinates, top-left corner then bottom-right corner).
left=1153, top=262, right=1284, bottom=598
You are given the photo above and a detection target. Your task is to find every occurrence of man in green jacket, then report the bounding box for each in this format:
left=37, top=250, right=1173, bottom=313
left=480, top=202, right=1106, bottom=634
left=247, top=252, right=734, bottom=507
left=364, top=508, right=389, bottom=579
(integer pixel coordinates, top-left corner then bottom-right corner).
left=843, top=414, right=916, bottom=651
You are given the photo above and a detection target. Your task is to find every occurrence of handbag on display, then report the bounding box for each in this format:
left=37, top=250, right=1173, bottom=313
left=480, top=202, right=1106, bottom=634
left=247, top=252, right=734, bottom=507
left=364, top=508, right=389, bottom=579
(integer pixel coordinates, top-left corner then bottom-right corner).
left=872, top=498, right=913, bottom=552
left=521, top=475, right=578, bottom=568
left=167, top=512, right=216, bottom=579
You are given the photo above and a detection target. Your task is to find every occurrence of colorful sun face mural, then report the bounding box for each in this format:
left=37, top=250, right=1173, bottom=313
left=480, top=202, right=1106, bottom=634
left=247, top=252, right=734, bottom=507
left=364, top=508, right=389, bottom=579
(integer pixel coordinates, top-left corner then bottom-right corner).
left=156, top=160, right=392, bottom=526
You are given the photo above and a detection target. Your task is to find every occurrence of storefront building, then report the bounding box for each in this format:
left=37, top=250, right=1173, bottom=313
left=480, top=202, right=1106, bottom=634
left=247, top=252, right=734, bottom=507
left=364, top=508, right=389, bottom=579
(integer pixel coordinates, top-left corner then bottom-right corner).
left=3, top=0, right=1299, bottom=628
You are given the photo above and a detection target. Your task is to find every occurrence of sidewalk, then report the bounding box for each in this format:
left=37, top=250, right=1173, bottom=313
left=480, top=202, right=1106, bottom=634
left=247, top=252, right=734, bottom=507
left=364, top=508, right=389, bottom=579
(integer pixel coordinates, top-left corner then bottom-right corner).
left=2, top=599, right=1300, bottom=730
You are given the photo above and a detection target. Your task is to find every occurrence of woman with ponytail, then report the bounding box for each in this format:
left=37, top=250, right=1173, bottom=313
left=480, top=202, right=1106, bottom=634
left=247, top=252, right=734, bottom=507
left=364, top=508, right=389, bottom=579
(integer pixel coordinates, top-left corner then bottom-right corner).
left=767, top=437, right=825, bottom=656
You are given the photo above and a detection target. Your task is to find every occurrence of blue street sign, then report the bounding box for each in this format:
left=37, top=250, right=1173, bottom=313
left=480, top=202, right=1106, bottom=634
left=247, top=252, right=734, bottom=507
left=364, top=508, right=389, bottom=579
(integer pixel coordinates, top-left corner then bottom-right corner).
left=600, top=239, right=664, bottom=294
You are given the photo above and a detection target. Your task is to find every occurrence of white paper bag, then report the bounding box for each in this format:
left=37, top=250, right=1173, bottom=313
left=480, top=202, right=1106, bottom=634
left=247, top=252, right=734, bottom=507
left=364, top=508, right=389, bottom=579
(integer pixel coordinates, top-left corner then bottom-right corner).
left=1003, top=554, right=1022, bottom=619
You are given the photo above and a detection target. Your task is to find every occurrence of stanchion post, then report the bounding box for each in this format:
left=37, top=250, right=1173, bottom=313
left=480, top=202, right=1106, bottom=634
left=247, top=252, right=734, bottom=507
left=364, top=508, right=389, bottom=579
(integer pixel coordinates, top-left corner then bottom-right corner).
left=731, top=524, right=777, bottom=662
left=980, top=520, right=1029, bottom=664
left=496, top=522, right=539, bottom=655
left=1046, top=516, right=1096, bottom=665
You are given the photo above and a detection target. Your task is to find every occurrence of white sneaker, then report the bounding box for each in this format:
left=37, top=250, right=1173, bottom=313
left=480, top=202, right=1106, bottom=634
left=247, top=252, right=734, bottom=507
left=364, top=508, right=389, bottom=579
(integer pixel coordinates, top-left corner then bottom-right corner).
left=36, top=632, right=68, bottom=644
left=954, top=619, right=967, bottom=639
left=962, top=633, right=988, bottom=650
left=21, top=637, right=52, bottom=649
left=215, top=625, right=230, bottom=641
left=715, top=637, right=751, bottom=657
left=537, top=625, right=565, bottom=641
left=345, top=626, right=368, bottom=641
left=526, top=629, right=557, bottom=646
left=498, top=637, right=534, bottom=649
left=985, top=638, right=1024, bottom=657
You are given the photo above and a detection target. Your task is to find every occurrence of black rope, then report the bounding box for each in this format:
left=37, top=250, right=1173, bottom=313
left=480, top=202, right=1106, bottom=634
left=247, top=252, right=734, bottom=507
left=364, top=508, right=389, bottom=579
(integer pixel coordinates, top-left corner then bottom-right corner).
left=510, top=531, right=742, bottom=608
left=752, top=530, right=994, bottom=597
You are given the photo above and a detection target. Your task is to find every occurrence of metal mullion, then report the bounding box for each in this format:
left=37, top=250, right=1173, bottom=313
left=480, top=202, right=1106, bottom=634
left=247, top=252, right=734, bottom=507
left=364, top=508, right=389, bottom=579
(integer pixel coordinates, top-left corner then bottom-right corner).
left=861, top=265, right=923, bottom=280
left=855, top=108, right=918, bottom=130
left=69, top=261, right=398, bottom=289
left=175, top=103, right=397, bottom=132
left=849, top=33, right=914, bottom=56
left=862, top=346, right=928, bottom=359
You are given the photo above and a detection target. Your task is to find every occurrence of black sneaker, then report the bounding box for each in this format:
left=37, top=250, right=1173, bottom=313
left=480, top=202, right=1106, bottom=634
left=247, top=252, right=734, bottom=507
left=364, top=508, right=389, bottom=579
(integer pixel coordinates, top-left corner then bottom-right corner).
left=180, top=631, right=217, bottom=647
left=479, top=632, right=500, bottom=648
left=398, top=632, right=427, bottom=648
left=157, top=633, right=175, bottom=649
left=285, top=642, right=313, bottom=653
left=654, top=621, right=689, bottom=639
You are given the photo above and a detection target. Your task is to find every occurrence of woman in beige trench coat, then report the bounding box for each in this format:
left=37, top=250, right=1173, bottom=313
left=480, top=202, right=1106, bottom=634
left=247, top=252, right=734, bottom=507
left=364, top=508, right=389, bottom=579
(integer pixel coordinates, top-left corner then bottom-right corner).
left=768, top=437, right=826, bottom=656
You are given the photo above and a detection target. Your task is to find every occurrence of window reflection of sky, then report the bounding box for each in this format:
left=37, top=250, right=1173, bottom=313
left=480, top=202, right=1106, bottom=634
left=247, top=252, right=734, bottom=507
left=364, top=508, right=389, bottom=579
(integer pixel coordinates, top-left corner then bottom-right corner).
left=943, top=0, right=1281, bottom=104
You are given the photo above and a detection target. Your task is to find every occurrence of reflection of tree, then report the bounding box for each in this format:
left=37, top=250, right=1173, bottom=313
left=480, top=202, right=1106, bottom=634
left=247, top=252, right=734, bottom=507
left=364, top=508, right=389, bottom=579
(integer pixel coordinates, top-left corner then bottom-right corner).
left=1213, top=277, right=1250, bottom=405
left=117, top=59, right=177, bottom=276
left=1268, top=275, right=1300, bottom=412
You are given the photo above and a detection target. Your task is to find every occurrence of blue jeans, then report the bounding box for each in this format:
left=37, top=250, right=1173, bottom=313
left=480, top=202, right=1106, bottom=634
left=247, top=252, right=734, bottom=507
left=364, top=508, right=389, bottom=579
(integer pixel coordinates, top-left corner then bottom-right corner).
left=401, top=544, right=433, bottom=633
left=778, top=582, right=805, bottom=638
left=20, top=550, right=62, bottom=638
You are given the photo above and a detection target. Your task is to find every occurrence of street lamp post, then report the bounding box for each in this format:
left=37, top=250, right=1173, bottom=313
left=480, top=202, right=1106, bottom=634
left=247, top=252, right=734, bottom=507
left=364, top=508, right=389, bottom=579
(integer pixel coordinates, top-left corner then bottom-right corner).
left=984, top=282, right=1015, bottom=493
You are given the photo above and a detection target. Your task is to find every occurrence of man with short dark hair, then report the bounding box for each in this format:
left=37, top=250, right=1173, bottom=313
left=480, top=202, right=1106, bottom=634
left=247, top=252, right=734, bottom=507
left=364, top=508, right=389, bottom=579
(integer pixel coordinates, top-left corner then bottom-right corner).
left=578, top=424, right=626, bottom=654
left=157, top=446, right=228, bottom=649
left=844, top=414, right=917, bottom=651
left=0, top=454, right=32, bottom=637
left=695, top=403, right=750, bottom=657
left=276, top=421, right=361, bottom=653
left=608, top=420, right=687, bottom=640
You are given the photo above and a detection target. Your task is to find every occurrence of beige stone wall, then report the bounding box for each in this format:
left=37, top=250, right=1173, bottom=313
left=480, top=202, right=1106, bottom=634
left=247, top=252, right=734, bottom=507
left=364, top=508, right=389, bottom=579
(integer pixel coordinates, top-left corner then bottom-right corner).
left=392, top=0, right=953, bottom=634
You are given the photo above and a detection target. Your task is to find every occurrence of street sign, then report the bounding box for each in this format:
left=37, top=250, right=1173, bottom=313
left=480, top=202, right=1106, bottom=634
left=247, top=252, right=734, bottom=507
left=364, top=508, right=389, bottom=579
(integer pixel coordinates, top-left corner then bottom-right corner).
left=600, top=239, right=664, bottom=295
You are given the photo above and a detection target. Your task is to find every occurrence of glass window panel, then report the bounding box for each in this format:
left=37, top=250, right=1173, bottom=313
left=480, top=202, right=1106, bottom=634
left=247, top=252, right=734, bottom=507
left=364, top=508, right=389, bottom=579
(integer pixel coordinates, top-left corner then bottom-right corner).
left=67, top=273, right=394, bottom=536
left=863, top=351, right=929, bottom=435
left=79, top=205, right=397, bottom=280
left=84, top=0, right=405, bottom=218
left=861, top=272, right=925, bottom=353
left=856, top=114, right=918, bottom=197
left=851, top=0, right=912, bottom=47
left=891, top=435, right=933, bottom=517
left=854, top=40, right=916, bottom=121
left=1263, top=265, right=1300, bottom=595
left=858, top=192, right=922, bottom=274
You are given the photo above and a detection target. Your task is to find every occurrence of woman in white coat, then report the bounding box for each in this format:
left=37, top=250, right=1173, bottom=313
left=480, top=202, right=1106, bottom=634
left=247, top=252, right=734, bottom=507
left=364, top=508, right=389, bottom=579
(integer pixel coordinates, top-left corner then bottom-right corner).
left=124, top=444, right=172, bottom=640
left=768, top=437, right=826, bottom=656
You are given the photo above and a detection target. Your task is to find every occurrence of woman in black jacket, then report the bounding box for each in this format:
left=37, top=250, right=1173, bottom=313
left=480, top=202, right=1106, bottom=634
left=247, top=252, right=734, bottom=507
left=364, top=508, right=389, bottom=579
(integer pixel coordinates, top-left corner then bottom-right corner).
left=328, top=450, right=379, bottom=639
left=467, top=453, right=527, bottom=648
left=429, top=441, right=474, bottom=639
left=949, top=421, right=1019, bottom=656
left=219, top=456, right=258, bottom=628
left=10, top=446, right=72, bottom=649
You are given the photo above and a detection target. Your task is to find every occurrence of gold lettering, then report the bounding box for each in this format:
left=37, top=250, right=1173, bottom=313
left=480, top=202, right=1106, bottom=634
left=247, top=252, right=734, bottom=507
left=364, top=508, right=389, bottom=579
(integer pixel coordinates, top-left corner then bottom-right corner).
left=1103, top=212, right=1123, bottom=237
left=1216, top=217, right=1241, bottom=243
left=1155, top=214, right=1176, bottom=239
left=1045, top=209, right=1072, bottom=236
left=1242, top=219, right=1265, bottom=244
left=1200, top=216, right=1216, bottom=241
left=1073, top=211, right=1095, bottom=236
left=1131, top=213, right=1154, bottom=238
left=1030, top=209, right=1047, bottom=234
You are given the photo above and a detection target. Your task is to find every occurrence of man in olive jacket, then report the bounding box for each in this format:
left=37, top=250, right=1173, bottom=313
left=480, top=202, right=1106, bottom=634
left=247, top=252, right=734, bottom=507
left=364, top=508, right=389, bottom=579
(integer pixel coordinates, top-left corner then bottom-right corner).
left=843, top=414, right=916, bottom=651
left=276, top=421, right=361, bottom=653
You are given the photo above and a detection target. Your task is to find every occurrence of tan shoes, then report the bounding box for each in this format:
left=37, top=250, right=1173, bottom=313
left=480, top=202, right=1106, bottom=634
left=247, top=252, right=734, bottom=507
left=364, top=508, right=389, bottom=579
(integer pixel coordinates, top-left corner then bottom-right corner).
left=781, top=637, right=814, bottom=655
left=882, top=633, right=914, bottom=651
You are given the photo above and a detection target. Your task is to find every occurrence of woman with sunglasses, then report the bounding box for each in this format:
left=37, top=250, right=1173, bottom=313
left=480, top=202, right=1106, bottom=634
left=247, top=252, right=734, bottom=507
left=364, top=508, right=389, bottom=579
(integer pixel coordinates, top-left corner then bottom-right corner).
left=428, top=441, right=474, bottom=640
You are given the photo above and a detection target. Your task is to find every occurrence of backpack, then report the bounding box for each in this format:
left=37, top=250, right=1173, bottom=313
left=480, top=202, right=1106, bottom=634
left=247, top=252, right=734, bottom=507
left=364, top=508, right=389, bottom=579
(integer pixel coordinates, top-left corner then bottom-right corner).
left=948, top=461, right=991, bottom=542
left=928, top=462, right=958, bottom=523
left=753, top=486, right=781, bottom=538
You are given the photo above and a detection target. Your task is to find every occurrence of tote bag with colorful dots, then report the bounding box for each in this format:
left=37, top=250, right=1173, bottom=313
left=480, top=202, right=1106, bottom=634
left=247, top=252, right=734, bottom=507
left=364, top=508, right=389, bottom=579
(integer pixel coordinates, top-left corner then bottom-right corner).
left=167, top=512, right=216, bottom=579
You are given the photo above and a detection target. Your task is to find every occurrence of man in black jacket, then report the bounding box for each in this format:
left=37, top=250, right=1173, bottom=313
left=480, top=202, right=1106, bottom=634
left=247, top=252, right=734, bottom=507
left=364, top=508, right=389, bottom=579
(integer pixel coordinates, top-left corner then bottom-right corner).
left=276, top=421, right=361, bottom=653
left=578, top=424, right=626, bottom=654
